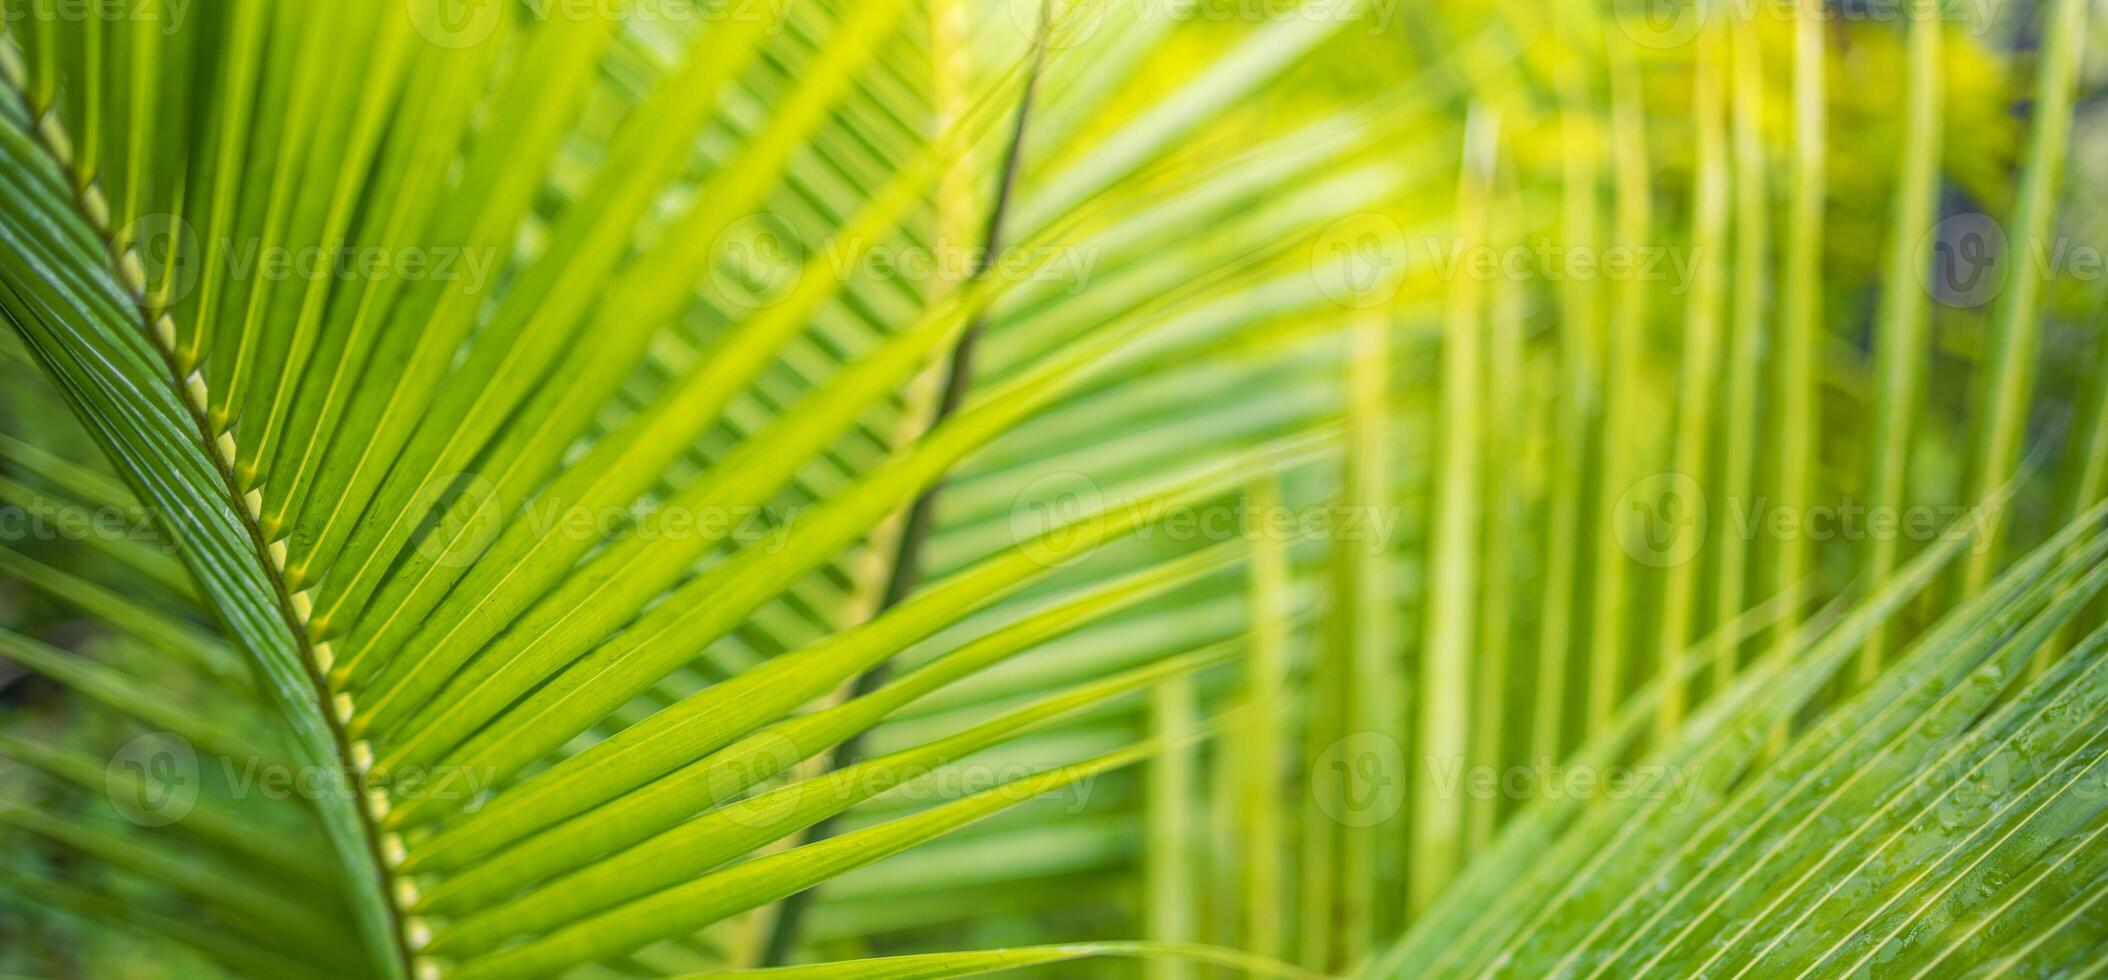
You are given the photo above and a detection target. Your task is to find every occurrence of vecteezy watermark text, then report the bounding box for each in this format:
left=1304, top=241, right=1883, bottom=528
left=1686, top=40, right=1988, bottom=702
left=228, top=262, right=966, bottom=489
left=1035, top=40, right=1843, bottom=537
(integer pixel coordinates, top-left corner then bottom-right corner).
left=1008, top=0, right=1400, bottom=51
left=711, top=213, right=1100, bottom=310
left=1614, top=472, right=1998, bottom=568
left=4, top=0, right=191, bottom=35
left=1308, top=213, right=1706, bottom=307
left=408, top=474, right=805, bottom=568
left=1425, top=756, right=1703, bottom=811
left=104, top=733, right=497, bottom=826
left=120, top=214, right=498, bottom=309
left=1309, top=732, right=1706, bottom=825
left=1008, top=471, right=1403, bottom=567
left=1, top=499, right=163, bottom=546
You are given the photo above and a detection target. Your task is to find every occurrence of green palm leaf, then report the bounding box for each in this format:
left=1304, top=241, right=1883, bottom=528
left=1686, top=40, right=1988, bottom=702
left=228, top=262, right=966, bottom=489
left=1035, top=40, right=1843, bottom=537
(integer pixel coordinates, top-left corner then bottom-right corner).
left=1, top=0, right=2101, bottom=977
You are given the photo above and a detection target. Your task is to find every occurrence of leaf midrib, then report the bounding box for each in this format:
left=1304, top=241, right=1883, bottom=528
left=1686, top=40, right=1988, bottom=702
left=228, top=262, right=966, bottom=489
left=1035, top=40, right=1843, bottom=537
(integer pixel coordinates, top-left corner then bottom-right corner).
left=0, top=67, right=414, bottom=980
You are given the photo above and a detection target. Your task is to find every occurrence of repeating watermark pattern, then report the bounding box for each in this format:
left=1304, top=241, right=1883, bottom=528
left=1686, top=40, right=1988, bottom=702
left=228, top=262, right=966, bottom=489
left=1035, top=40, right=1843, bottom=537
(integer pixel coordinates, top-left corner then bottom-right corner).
left=3, top=0, right=192, bottom=35
left=1007, top=471, right=1403, bottom=567
left=102, top=731, right=1090, bottom=830
left=1921, top=212, right=2009, bottom=309
left=419, top=467, right=1407, bottom=572
left=1423, top=239, right=1703, bottom=293
left=402, top=1, right=1431, bottom=57
left=1613, top=0, right=1999, bottom=49
left=225, top=759, right=497, bottom=811
left=1309, top=733, right=1705, bottom=824
left=520, top=499, right=795, bottom=547
left=117, top=214, right=497, bottom=309
left=1009, top=0, right=1402, bottom=50
left=866, top=762, right=1098, bottom=815
left=103, top=732, right=498, bottom=826
left=409, top=0, right=791, bottom=48
left=710, top=212, right=1099, bottom=310
left=716, top=758, right=1100, bottom=827
left=409, top=473, right=801, bottom=568
left=1614, top=472, right=1998, bottom=567
left=1310, top=213, right=1707, bottom=308
left=1311, top=212, right=2095, bottom=312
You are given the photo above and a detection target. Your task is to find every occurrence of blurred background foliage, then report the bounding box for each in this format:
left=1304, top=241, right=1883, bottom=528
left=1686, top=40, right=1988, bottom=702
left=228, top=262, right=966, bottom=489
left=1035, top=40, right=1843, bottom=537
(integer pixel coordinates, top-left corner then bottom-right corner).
left=0, top=0, right=2105, bottom=977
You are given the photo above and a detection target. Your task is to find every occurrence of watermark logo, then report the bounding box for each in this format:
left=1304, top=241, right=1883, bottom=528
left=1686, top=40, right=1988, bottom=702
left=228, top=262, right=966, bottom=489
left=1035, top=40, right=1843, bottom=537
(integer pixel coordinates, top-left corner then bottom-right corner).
left=1613, top=475, right=1998, bottom=567
left=1916, top=212, right=2105, bottom=309
left=118, top=212, right=201, bottom=307
left=713, top=212, right=805, bottom=310
left=1012, top=0, right=1108, bottom=49
left=1615, top=472, right=1707, bottom=568
left=409, top=0, right=503, bottom=47
left=105, top=732, right=199, bottom=827
left=1614, top=0, right=1703, bottom=48
left=1311, top=212, right=1408, bottom=308
left=1920, top=212, right=2007, bottom=308
left=708, top=731, right=807, bottom=828
left=870, top=761, right=1097, bottom=813
left=1009, top=470, right=1107, bottom=568
left=1312, top=731, right=1405, bottom=826
left=409, top=473, right=504, bottom=568
left=717, top=745, right=1100, bottom=826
